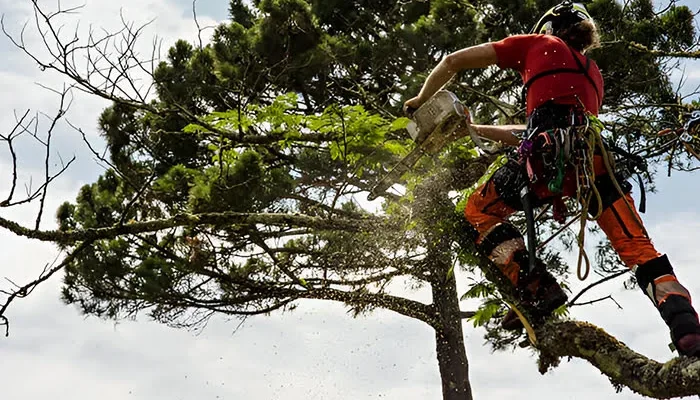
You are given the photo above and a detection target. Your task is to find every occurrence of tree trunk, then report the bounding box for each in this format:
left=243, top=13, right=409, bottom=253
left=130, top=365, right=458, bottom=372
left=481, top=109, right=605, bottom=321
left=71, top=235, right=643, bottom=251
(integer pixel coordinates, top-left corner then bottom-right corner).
left=432, top=275, right=473, bottom=400
left=415, top=170, right=474, bottom=400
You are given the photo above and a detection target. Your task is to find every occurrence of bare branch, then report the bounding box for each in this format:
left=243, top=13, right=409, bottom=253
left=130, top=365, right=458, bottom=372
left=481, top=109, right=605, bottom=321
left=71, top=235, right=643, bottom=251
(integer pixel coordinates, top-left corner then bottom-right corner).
left=249, top=228, right=307, bottom=288
left=299, top=287, right=438, bottom=326
left=192, top=0, right=203, bottom=50
left=567, top=269, right=629, bottom=307
left=0, top=240, right=94, bottom=336
left=570, top=295, right=623, bottom=309
left=68, top=120, right=142, bottom=191
left=1, top=1, right=159, bottom=113
left=0, top=109, right=31, bottom=206
left=35, top=84, right=73, bottom=229
left=0, top=156, right=75, bottom=209
left=118, top=171, right=158, bottom=225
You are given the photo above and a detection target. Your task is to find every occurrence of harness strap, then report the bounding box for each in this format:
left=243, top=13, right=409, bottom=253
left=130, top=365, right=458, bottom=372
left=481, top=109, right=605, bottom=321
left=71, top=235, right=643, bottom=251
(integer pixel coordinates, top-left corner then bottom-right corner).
left=568, top=47, right=602, bottom=108
left=517, top=112, right=645, bottom=281
left=605, top=141, right=648, bottom=213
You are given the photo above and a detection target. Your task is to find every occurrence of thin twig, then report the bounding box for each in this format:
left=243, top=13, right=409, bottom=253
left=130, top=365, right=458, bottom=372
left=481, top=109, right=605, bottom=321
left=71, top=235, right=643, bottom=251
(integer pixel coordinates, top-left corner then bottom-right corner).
left=0, top=240, right=95, bottom=336
left=36, top=85, right=73, bottom=230
left=192, top=0, right=203, bottom=50
left=567, top=269, right=629, bottom=307
left=571, top=295, right=623, bottom=309
left=0, top=109, right=31, bottom=205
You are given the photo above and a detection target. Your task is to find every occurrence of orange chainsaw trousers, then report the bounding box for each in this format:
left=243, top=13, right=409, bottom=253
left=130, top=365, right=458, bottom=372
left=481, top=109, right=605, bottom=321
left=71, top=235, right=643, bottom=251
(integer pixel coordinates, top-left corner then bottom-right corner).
left=464, top=155, right=660, bottom=287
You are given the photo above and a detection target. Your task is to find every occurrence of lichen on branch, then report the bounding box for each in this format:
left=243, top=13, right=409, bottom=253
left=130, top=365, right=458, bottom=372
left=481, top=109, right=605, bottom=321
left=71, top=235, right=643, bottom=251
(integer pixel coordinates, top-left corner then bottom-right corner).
left=537, top=320, right=700, bottom=399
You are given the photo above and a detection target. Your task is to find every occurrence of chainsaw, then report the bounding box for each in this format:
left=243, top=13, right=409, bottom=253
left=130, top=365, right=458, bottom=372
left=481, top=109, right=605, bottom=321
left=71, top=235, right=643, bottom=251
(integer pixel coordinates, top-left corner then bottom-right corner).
left=368, top=90, right=501, bottom=200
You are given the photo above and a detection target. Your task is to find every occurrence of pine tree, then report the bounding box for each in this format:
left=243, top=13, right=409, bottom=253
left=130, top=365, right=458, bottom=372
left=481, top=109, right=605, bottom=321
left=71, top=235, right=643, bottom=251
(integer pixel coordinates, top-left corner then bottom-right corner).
left=3, top=1, right=700, bottom=398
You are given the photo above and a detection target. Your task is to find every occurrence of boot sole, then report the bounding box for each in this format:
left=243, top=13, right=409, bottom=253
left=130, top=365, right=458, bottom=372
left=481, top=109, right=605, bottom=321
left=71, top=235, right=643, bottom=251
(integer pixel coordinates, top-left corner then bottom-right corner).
left=679, top=342, right=700, bottom=358
left=501, top=292, right=568, bottom=331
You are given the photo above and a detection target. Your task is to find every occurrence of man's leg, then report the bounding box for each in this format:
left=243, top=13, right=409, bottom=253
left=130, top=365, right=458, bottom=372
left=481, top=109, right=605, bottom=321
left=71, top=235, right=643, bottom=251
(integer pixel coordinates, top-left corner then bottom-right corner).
left=590, top=171, right=700, bottom=357
left=464, top=161, right=567, bottom=328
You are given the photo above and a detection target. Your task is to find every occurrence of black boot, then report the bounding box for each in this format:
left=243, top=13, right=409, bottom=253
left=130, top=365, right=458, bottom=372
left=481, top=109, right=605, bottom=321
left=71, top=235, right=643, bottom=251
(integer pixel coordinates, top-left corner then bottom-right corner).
left=502, top=254, right=567, bottom=330
left=658, top=295, right=700, bottom=357
left=636, top=255, right=700, bottom=357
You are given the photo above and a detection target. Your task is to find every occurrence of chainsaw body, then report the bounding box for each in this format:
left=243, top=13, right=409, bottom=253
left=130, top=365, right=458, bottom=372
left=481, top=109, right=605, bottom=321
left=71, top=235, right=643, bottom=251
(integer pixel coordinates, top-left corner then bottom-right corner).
left=368, top=91, right=476, bottom=200
left=406, top=90, right=468, bottom=145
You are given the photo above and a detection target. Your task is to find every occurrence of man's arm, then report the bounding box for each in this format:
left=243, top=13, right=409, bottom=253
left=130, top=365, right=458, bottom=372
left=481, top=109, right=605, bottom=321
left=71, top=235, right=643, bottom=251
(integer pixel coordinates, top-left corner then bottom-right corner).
left=461, top=124, right=524, bottom=147
left=404, top=42, right=522, bottom=147
left=405, top=43, right=499, bottom=111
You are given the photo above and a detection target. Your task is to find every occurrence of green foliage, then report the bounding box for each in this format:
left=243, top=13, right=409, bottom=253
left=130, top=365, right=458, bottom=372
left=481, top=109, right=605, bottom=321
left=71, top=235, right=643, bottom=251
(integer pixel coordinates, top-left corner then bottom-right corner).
left=454, top=153, right=508, bottom=212
left=660, top=6, right=695, bottom=50
left=461, top=281, right=497, bottom=300
left=55, top=0, right=698, bottom=353
left=228, top=0, right=255, bottom=28
left=187, top=149, right=294, bottom=214
left=552, top=303, right=570, bottom=318
left=470, top=299, right=503, bottom=327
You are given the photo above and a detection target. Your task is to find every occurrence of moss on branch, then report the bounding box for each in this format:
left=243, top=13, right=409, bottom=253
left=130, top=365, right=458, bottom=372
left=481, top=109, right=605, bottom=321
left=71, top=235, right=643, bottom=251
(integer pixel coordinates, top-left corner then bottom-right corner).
left=537, top=320, right=700, bottom=398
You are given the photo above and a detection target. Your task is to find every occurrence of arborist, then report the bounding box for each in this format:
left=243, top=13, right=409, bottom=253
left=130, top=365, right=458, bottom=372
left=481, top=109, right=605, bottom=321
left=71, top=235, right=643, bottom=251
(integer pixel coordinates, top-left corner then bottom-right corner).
left=404, top=1, right=700, bottom=357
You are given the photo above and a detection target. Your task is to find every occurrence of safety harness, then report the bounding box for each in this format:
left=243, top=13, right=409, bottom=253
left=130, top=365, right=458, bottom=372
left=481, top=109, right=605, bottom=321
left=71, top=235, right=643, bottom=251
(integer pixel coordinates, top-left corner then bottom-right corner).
left=513, top=37, right=649, bottom=280
left=517, top=104, right=647, bottom=281
left=522, top=45, right=602, bottom=109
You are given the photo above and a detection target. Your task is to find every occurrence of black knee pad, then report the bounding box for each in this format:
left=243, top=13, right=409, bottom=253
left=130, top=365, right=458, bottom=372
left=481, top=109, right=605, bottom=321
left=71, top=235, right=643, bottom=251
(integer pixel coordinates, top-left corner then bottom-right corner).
left=477, top=223, right=522, bottom=256
left=510, top=249, right=534, bottom=296
left=462, top=220, right=479, bottom=244
left=586, top=173, right=633, bottom=217
left=512, top=248, right=531, bottom=277
left=512, top=249, right=550, bottom=284
left=635, top=254, right=674, bottom=304
left=491, top=159, right=527, bottom=211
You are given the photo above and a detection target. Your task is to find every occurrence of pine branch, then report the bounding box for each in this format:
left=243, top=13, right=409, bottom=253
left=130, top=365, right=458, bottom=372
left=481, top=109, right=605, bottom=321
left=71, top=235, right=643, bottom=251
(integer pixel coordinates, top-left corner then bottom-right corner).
left=621, top=41, right=700, bottom=59
left=299, top=287, right=438, bottom=326
left=0, top=212, right=388, bottom=244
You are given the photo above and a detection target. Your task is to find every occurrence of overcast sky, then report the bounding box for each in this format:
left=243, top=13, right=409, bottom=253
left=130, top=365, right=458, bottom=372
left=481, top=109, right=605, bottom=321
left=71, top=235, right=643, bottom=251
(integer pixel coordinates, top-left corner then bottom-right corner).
left=0, top=1, right=699, bottom=399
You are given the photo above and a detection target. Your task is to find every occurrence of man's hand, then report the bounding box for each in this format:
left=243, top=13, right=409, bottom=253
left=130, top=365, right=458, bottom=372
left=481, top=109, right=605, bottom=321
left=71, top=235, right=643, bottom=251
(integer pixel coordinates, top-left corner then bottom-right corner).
left=403, top=96, right=424, bottom=116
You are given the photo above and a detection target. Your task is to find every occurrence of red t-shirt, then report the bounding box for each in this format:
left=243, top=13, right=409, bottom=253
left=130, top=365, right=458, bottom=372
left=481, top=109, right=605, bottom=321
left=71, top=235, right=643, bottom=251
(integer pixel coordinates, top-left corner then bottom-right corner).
left=491, top=34, right=604, bottom=116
